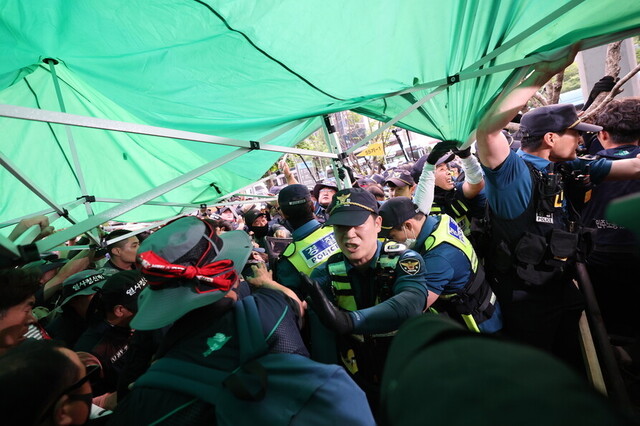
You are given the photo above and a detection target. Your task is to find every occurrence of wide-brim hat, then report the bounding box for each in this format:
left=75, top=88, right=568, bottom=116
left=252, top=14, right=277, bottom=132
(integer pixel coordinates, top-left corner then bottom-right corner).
left=57, top=269, right=107, bottom=308
left=22, top=258, right=68, bottom=275
left=131, top=228, right=252, bottom=331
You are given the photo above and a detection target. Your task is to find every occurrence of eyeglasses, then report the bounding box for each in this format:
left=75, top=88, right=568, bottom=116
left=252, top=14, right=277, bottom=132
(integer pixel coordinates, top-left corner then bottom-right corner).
left=38, top=364, right=100, bottom=422
left=62, top=364, right=101, bottom=395
left=319, top=188, right=335, bottom=194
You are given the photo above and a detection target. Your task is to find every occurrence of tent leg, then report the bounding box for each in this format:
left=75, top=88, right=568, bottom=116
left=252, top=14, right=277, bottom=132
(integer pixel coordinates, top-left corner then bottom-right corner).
left=35, top=148, right=249, bottom=252
left=322, top=115, right=351, bottom=189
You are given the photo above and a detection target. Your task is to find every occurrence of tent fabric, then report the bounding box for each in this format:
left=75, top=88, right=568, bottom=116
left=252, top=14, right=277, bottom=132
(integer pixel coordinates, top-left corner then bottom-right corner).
left=1, top=0, right=640, bottom=228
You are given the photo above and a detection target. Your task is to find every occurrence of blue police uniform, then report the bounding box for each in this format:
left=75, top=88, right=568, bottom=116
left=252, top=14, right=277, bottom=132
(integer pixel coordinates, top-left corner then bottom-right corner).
left=415, top=215, right=502, bottom=333
left=309, top=241, right=427, bottom=386
left=481, top=149, right=611, bottom=362
left=580, top=145, right=640, bottom=337
left=311, top=242, right=427, bottom=335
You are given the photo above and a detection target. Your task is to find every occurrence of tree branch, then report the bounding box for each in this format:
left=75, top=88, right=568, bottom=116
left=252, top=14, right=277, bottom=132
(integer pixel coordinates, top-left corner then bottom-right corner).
left=581, top=62, right=640, bottom=121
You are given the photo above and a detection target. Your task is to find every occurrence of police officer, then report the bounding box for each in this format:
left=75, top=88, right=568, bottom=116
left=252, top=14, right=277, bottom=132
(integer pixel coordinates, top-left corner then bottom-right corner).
left=379, top=196, right=501, bottom=333
left=581, top=98, right=640, bottom=339
left=275, top=184, right=340, bottom=295
left=303, top=188, right=428, bottom=409
left=475, top=51, right=640, bottom=366
left=412, top=144, right=486, bottom=238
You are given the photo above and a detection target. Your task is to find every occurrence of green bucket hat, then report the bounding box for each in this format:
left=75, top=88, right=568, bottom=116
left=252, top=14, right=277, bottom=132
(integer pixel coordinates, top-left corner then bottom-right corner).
left=131, top=217, right=252, bottom=331
left=56, top=269, right=107, bottom=308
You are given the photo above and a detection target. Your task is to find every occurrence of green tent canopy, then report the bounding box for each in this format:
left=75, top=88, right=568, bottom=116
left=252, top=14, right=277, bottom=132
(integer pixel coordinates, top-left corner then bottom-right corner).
left=1, top=0, right=640, bottom=251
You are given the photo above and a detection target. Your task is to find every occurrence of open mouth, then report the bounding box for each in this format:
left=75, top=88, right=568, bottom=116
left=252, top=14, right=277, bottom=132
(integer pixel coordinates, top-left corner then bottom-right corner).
left=344, top=243, right=359, bottom=252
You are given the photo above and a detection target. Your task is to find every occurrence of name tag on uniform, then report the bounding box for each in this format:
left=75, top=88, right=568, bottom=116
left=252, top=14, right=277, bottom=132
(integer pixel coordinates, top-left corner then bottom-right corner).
left=536, top=212, right=554, bottom=224
left=301, top=234, right=339, bottom=269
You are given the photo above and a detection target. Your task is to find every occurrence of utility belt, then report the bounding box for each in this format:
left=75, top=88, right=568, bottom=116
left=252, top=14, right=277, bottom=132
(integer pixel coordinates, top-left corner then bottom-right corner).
left=338, top=332, right=396, bottom=385
left=491, top=227, right=594, bottom=288
left=431, top=266, right=496, bottom=332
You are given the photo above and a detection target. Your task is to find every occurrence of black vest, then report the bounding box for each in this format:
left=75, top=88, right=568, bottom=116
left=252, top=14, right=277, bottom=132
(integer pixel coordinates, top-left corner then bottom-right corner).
left=487, top=161, right=580, bottom=289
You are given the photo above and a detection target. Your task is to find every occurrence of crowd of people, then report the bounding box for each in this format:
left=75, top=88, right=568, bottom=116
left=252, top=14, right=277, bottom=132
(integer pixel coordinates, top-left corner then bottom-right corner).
left=1, top=53, right=640, bottom=425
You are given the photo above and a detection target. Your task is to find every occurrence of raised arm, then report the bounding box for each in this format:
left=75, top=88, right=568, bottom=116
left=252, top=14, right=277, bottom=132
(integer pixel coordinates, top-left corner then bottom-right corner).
left=476, top=48, right=579, bottom=169
left=606, top=154, right=640, bottom=180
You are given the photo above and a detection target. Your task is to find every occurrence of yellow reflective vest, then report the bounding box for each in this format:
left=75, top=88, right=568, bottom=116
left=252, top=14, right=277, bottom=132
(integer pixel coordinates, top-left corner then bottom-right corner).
left=282, top=226, right=340, bottom=276
left=327, top=242, right=403, bottom=311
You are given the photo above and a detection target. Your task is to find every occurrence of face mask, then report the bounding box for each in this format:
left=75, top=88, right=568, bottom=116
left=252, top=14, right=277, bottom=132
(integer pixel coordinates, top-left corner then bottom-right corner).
left=250, top=225, right=269, bottom=239
left=403, top=226, right=416, bottom=249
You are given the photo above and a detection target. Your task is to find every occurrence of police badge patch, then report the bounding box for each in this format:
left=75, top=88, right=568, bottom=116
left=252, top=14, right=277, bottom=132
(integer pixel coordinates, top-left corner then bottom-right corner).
left=399, top=258, right=421, bottom=275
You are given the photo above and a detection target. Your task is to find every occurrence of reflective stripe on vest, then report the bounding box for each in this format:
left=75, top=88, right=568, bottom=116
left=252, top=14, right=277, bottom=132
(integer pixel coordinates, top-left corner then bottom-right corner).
left=283, top=226, right=340, bottom=276
left=327, top=253, right=400, bottom=311
left=431, top=200, right=472, bottom=236
left=328, top=260, right=357, bottom=311
left=423, top=215, right=478, bottom=272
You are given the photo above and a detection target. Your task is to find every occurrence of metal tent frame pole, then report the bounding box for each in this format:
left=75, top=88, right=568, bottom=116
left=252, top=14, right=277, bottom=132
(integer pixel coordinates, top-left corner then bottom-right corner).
left=93, top=196, right=276, bottom=209
left=0, top=198, right=86, bottom=229
left=322, top=115, right=351, bottom=189
left=0, top=104, right=338, bottom=160
left=45, top=59, right=96, bottom=220
left=0, top=151, right=101, bottom=245
left=35, top=148, right=248, bottom=253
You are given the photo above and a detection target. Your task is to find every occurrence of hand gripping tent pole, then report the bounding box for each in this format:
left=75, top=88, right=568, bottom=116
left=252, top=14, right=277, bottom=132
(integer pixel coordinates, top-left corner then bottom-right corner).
left=0, top=198, right=87, bottom=230
left=0, top=150, right=101, bottom=246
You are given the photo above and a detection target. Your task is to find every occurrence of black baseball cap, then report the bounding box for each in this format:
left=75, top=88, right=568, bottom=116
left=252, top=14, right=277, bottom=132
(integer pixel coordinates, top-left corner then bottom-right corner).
left=519, top=104, right=602, bottom=138
left=379, top=197, right=420, bottom=238
left=278, top=184, right=311, bottom=206
left=325, top=188, right=379, bottom=227
left=384, top=169, right=416, bottom=187
left=101, top=270, right=147, bottom=312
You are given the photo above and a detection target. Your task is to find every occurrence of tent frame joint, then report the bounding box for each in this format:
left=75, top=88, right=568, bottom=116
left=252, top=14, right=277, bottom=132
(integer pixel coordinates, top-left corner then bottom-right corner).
left=447, top=74, right=460, bottom=85
left=249, top=140, right=260, bottom=150
left=77, top=195, right=96, bottom=203
left=323, top=115, right=336, bottom=133
left=18, top=243, right=40, bottom=264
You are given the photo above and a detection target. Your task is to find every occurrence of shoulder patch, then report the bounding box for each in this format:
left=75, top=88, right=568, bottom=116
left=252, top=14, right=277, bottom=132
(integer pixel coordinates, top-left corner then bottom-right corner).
left=399, top=257, right=421, bottom=275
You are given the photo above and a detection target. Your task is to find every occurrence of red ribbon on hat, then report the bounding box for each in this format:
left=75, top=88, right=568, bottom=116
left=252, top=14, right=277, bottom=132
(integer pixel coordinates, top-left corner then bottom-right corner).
left=138, top=251, right=238, bottom=292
